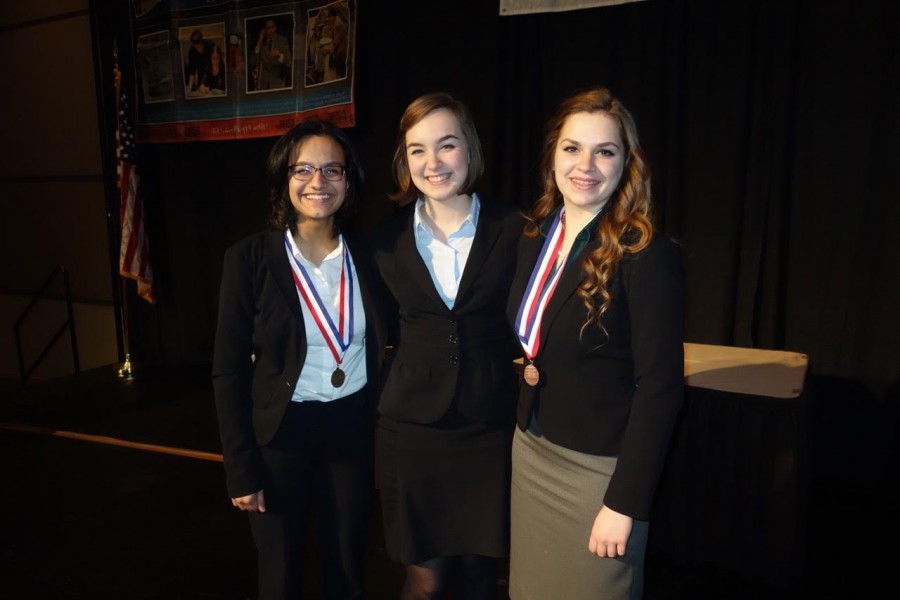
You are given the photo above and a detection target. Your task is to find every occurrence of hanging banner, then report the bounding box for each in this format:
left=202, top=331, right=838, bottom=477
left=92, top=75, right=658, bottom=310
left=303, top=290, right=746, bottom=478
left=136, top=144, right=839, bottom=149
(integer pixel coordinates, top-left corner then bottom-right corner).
left=130, top=0, right=356, bottom=142
left=499, top=0, right=647, bottom=15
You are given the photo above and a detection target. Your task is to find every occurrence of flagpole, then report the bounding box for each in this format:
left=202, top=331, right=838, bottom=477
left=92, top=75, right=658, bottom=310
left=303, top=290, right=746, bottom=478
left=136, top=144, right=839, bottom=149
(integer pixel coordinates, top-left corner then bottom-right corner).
left=113, top=37, right=134, bottom=379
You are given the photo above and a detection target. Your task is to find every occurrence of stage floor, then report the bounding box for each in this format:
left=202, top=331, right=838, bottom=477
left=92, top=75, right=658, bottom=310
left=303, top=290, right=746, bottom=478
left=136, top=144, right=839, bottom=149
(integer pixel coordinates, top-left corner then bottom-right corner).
left=0, top=363, right=863, bottom=599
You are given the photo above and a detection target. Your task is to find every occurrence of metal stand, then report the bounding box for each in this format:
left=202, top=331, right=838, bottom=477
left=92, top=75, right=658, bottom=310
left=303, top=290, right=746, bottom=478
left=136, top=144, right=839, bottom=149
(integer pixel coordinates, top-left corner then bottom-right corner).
left=117, top=352, right=134, bottom=378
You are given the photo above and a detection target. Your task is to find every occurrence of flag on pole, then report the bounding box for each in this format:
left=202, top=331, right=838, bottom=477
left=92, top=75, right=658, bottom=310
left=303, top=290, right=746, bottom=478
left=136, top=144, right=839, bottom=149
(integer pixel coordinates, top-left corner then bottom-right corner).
left=115, top=60, right=155, bottom=303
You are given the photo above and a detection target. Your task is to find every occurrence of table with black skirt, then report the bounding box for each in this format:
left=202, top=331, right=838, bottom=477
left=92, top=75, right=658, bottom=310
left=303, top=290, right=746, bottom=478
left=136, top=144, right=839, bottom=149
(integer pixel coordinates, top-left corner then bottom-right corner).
left=649, top=343, right=811, bottom=589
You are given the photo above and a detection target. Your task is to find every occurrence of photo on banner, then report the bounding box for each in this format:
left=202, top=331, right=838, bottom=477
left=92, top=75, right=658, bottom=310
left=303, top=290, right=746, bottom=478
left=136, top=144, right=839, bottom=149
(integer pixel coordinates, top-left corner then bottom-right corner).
left=128, top=0, right=356, bottom=142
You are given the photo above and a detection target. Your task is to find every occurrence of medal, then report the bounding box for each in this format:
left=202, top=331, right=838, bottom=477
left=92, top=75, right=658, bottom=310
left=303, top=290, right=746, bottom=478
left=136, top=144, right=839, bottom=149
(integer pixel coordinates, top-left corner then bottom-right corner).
left=285, top=232, right=354, bottom=389
left=514, top=210, right=566, bottom=386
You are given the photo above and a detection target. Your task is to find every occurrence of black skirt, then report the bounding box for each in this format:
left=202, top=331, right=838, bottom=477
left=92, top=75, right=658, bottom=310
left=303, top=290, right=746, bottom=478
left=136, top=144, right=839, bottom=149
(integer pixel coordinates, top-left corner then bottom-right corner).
left=376, top=414, right=514, bottom=564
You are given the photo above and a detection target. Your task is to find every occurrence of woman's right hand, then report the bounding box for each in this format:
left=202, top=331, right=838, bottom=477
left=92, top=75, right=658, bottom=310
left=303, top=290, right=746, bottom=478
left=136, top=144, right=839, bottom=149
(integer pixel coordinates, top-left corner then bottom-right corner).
left=588, top=504, right=631, bottom=558
left=231, top=489, right=266, bottom=512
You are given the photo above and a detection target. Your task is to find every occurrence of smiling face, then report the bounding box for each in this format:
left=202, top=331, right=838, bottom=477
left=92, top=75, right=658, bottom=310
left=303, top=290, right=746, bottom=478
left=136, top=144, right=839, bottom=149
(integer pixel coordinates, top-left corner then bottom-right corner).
left=288, top=134, right=347, bottom=226
left=404, top=108, right=469, bottom=203
left=553, top=111, right=626, bottom=216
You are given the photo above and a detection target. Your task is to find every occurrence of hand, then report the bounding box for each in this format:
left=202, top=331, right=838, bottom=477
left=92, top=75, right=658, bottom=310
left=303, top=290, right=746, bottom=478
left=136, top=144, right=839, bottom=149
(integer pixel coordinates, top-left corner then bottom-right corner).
left=231, top=489, right=266, bottom=512
left=588, top=505, right=632, bottom=558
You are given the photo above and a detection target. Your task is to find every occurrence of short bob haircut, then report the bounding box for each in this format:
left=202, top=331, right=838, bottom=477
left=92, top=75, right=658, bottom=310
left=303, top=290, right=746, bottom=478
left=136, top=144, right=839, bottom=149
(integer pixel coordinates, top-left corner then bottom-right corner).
left=389, top=92, right=484, bottom=205
left=266, top=119, right=363, bottom=235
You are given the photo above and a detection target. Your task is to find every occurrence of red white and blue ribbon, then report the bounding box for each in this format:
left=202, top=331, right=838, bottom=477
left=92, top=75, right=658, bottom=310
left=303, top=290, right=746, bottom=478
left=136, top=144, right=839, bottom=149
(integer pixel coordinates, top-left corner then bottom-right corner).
left=514, top=210, right=566, bottom=360
left=284, top=232, right=354, bottom=365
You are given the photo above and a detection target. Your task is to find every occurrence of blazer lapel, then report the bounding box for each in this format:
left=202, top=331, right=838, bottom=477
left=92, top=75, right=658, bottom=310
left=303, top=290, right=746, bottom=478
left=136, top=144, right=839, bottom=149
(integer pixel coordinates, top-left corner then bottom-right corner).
left=510, top=233, right=543, bottom=323
left=535, top=240, right=593, bottom=361
left=396, top=211, right=447, bottom=307
left=266, top=231, right=303, bottom=323
left=345, top=233, right=387, bottom=376
left=455, top=208, right=502, bottom=304
left=345, top=233, right=377, bottom=332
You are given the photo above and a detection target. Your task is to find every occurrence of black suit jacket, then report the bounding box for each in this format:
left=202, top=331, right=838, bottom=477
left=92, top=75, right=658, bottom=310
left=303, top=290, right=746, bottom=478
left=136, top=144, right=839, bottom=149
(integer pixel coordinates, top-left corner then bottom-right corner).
left=372, top=200, right=524, bottom=425
left=507, top=230, right=685, bottom=521
left=212, top=230, right=388, bottom=498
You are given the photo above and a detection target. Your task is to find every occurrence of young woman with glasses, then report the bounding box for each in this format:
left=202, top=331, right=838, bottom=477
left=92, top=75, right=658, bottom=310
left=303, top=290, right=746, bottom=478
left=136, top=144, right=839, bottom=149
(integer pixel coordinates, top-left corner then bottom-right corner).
left=212, top=118, right=388, bottom=600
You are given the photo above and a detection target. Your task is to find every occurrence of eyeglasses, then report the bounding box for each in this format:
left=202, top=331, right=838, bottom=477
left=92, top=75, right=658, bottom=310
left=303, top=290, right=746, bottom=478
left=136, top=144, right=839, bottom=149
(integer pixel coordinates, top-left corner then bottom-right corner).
left=288, top=164, right=346, bottom=181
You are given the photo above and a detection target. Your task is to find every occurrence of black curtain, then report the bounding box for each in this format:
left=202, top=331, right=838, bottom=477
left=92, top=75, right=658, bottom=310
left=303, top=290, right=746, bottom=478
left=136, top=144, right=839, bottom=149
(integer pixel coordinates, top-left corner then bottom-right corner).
left=95, top=0, right=898, bottom=475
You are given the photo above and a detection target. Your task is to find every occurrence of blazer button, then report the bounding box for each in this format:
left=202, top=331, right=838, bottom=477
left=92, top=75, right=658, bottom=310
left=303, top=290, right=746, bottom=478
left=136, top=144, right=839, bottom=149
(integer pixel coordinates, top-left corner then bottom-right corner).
left=449, top=334, right=458, bottom=344
left=449, top=355, right=458, bottom=365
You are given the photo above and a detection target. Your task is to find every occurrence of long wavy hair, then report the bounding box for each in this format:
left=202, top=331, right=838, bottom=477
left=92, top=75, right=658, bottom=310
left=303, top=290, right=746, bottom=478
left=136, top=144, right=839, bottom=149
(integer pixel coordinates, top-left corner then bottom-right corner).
left=266, top=119, right=363, bottom=236
left=389, top=92, right=485, bottom=205
left=526, top=87, right=654, bottom=334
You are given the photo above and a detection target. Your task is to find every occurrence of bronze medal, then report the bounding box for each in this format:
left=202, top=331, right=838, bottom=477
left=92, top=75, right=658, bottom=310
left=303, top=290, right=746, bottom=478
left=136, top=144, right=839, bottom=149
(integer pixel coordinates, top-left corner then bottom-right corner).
left=331, top=367, right=345, bottom=387
left=523, top=363, right=539, bottom=387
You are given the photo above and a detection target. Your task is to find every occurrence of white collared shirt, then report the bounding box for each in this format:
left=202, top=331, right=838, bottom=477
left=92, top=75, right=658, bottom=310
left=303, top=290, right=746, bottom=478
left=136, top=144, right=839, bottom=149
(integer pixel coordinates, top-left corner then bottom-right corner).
left=413, top=193, right=481, bottom=308
left=284, top=233, right=367, bottom=402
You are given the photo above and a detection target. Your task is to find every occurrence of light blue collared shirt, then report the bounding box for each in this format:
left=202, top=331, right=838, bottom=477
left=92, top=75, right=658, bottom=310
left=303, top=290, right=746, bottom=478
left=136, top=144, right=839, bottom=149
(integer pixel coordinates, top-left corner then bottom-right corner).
left=284, top=233, right=367, bottom=402
left=413, top=193, right=481, bottom=309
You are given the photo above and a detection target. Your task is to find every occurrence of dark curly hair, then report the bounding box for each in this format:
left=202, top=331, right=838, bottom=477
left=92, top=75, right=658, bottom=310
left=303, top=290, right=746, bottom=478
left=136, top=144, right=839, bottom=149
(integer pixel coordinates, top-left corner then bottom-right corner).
left=266, top=119, right=363, bottom=235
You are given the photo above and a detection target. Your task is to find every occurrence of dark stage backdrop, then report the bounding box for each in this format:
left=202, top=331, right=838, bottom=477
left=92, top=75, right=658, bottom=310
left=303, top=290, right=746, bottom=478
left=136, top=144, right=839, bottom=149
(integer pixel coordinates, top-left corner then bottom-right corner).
left=94, top=0, right=898, bottom=490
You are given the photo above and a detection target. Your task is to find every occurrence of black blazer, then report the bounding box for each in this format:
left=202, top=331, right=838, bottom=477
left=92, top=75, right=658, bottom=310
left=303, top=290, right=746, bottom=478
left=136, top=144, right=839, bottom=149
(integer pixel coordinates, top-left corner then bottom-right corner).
left=507, top=230, right=685, bottom=521
left=371, top=200, right=524, bottom=425
left=212, top=230, right=388, bottom=498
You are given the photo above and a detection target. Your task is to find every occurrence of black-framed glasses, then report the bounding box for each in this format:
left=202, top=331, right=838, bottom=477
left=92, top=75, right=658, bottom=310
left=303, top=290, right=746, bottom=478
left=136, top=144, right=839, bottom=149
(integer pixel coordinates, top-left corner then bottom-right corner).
left=288, top=164, right=346, bottom=182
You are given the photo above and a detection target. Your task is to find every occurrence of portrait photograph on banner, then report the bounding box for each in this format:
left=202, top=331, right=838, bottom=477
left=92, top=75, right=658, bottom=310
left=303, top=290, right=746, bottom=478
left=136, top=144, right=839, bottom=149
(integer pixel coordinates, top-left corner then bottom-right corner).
left=246, top=13, right=295, bottom=93
left=304, top=2, right=350, bottom=87
left=135, top=30, right=175, bottom=104
left=127, top=0, right=356, bottom=142
left=179, top=23, right=228, bottom=98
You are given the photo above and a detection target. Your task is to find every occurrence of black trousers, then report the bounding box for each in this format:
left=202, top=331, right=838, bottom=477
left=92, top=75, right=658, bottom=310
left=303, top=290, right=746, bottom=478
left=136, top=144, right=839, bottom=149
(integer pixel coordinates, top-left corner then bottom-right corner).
left=249, top=390, right=374, bottom=600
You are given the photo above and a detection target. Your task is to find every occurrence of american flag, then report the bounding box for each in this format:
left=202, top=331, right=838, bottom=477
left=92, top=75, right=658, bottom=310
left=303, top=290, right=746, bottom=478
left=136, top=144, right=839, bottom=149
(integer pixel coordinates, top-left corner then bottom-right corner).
left=116, top=71, right=155, bottom=303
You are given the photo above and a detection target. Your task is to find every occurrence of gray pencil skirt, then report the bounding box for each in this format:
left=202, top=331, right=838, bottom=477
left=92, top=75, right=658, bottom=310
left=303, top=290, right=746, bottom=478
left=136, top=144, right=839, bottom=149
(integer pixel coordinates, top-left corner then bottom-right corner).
left=508, top=428, right=649, bottom=600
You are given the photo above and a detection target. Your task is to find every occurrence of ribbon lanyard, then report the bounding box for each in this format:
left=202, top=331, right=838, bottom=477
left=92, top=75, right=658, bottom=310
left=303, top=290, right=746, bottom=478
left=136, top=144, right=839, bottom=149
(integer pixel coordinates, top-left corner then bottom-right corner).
left=514, top=209, right=566, bottom=362
left=284, top=232, right=353, bottom=384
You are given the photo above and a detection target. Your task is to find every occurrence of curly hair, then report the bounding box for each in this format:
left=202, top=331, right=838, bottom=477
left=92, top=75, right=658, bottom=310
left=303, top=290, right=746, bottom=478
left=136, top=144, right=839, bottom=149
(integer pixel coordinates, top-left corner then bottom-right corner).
left=389, top=92, right=484, bottom=205
left=526, top=87, right=654, bottom=335
left=265, top=119, right=364, bottom=235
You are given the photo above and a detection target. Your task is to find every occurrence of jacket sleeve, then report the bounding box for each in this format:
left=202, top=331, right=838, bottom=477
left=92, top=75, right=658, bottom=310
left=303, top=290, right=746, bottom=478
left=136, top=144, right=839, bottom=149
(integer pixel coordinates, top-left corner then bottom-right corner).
left=211, top=241, right=265, bottom=498
left=603, top=235, right=685, bottom=520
